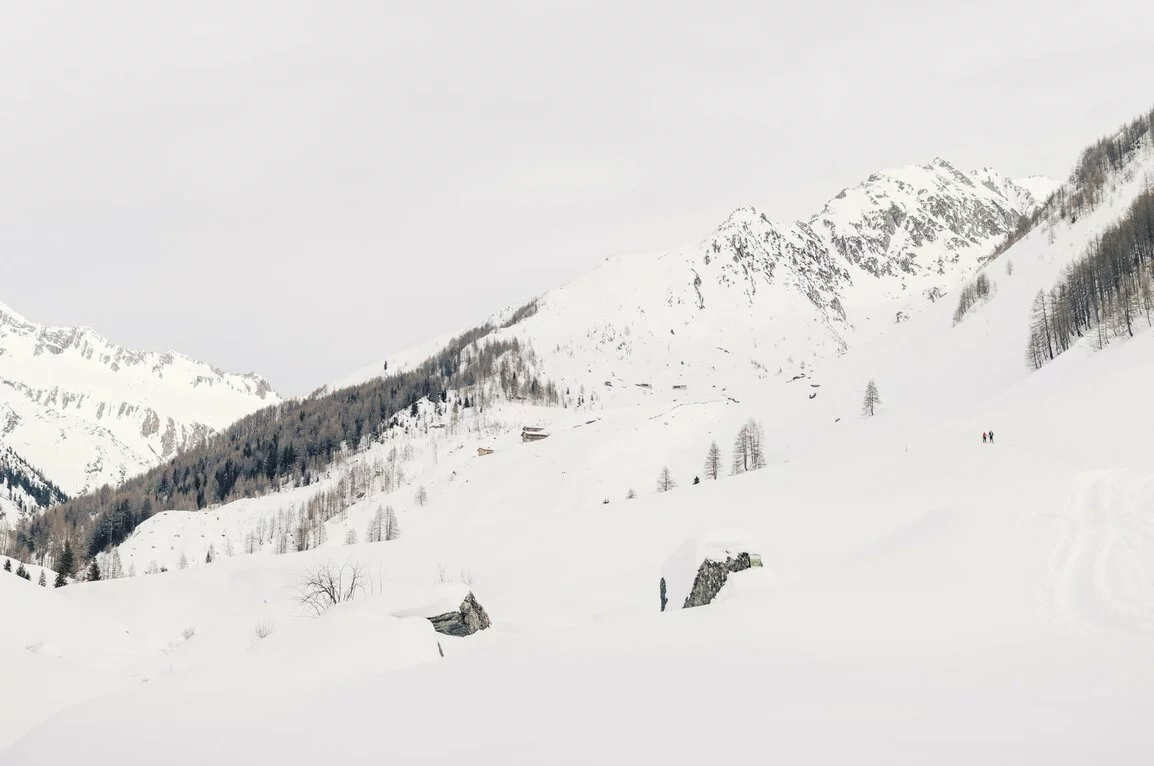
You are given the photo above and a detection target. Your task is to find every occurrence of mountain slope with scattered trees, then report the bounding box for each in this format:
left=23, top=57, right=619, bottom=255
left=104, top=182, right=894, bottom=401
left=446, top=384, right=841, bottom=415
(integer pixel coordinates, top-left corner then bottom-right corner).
left=1027, top=187, right=1154, bottom=367
left=1, top=445, right=66, bottom=521
left=11, top=323, right=558, bottom=566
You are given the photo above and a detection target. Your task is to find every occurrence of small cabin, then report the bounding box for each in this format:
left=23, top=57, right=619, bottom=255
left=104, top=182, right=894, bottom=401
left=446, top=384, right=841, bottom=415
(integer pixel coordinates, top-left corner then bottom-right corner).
left=476, top=447, right=494, bottom=456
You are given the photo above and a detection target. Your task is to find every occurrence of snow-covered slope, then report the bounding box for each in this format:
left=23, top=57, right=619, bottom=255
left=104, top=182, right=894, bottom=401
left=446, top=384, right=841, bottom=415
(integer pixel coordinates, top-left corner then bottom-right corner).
left=0, top=301, right=278, bottom=497
left=1014, top=174, right=1062, bottom=202
left=338, top=159, right=1049, bottom=396
left=5, top=319, right=1154, bottom=761
left=0, top=444, right=65, bottom=521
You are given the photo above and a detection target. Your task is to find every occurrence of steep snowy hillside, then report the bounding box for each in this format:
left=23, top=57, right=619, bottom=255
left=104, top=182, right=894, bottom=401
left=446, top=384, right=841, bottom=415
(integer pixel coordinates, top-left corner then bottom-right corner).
left=808, top=116, right=1154, bottom=423
left=339, top=159, right=1048, bottom=395
left=0, top=444, right=65, bottom=521
left=1014, top=174, right=1062, bottom=202
left=0, top=301, right=278, bottom=497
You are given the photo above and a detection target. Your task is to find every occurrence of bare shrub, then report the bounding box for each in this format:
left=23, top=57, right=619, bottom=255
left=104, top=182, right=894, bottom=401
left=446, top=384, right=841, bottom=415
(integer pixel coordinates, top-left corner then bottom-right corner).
left=294, top=561, right=367, bottom=615
left=254, top=621, right=275, bottom=639
left=182, top=626, right=196, bottom=640
left=433, top=562, right=474, bottom=587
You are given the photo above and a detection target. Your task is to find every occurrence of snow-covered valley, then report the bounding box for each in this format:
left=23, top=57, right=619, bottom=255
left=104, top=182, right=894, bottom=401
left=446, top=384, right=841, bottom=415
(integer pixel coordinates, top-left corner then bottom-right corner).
left=3, top=132, right=1154, bottom=764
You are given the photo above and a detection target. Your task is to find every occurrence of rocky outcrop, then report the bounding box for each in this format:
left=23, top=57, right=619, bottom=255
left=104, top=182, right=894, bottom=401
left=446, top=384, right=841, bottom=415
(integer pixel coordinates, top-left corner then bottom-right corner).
left=660, top=530, right=764, bottom=612
left=679, top=552, right=762, bottom=609
left=425, top=592, right=492, bottom=637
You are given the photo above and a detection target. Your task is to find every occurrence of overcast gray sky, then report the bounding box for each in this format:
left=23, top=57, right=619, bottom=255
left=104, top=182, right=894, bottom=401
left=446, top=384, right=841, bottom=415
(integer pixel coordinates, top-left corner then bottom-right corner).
left=3, top=0, right=1153, bottom=395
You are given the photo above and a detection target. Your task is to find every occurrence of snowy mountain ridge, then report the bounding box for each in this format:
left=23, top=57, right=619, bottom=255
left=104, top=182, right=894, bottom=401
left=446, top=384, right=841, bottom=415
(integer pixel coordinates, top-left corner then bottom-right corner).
left=337, top=158, right=1054, bottom=398
left=0, top=300, right=279, bottom=498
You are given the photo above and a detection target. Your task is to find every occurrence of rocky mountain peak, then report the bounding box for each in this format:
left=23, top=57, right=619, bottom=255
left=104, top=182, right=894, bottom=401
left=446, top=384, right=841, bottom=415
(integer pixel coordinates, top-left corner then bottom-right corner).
left=0, top=302, right=279, bottom=499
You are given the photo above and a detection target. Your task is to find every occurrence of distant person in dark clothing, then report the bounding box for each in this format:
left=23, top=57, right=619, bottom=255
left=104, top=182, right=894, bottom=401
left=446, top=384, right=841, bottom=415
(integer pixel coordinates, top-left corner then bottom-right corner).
left=988, top=430, right=994, bottom=444
left=982, top=432, right=987, bottom=444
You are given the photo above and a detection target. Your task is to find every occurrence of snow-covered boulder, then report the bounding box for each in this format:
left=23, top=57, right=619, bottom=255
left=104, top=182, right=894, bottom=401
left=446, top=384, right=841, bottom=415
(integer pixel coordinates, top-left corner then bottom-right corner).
left=660, top=529, right=763, bottom=611
left=391, top=584, right=492, bottom=637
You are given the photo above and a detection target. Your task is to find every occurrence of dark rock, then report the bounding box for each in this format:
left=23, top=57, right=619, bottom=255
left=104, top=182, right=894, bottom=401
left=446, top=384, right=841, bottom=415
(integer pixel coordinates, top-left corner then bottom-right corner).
left=426, top=592, right=492, bottom=637
left=661, top=551, right=763, bottom=611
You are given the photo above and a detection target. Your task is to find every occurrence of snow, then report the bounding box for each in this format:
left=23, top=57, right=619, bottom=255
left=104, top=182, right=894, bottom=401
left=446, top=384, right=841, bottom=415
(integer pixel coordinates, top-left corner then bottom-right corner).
left=8, top=146, right=1154, bottom=762
left=390, top=583, right=475, bottom=619
left=6, top=396, right=1154, bottom=762
left=1014, top=174, right=1063, bottom=202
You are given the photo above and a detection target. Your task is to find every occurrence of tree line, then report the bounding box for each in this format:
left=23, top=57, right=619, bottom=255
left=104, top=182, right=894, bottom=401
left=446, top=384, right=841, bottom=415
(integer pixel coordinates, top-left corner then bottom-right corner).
left=12, top=321, right=559, bottom=568
left=1027, top=188, right=1154, bottom=369
left=1059, top=106, right=1154, bottom=217
left=1, top=447, right=67, bottom=514
left=953, top=273, right=994, bottom=325
left=989, top=103, right=1154, bottom=263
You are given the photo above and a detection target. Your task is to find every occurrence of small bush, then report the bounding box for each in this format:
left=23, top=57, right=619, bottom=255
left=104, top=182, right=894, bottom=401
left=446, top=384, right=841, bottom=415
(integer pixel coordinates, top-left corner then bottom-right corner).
left=294, top=561, right=367, bottom=615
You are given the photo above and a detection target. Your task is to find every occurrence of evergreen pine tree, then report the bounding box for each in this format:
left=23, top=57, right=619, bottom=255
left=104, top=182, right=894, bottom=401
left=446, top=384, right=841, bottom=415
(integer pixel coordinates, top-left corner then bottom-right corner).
left=57, top=539, right=75, bottom=585
left=38, top=570, right=46, bottom=587
left=3, top=558, right=10, bottom=572
left=87, top=558, right=101, bottom=582
left=16, top=562, right=30, bottom=580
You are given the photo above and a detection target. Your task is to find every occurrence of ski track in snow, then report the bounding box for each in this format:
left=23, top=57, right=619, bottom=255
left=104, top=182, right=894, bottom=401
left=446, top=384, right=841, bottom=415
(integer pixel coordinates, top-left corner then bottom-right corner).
left=1040, top=469, right=1154, bottom=645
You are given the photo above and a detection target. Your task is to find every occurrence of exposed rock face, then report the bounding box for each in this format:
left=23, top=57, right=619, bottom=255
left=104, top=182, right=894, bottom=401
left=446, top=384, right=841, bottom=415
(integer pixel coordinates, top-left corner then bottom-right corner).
left=426, top=592, right=492, bottom=637
left=660, top=531, right=764, bottom=612
left=680, top=552, right=761, bottom=609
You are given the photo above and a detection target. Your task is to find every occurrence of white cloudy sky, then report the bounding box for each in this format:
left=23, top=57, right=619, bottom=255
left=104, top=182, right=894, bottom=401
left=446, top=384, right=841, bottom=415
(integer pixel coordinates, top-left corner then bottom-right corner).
left=2, top=0, right=1153, bottom=395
